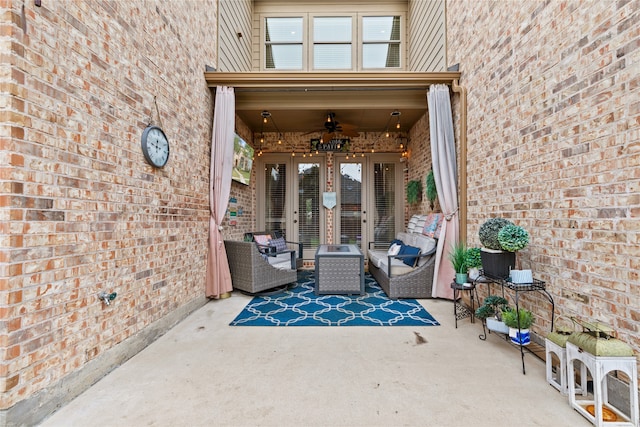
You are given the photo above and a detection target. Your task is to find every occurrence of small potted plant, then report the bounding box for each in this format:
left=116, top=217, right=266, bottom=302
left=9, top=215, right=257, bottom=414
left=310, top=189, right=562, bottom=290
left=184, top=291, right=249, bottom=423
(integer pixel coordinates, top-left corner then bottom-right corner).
left=501, top=307, right=533, bottom=346
left=448, top=242, right=468, bottom=284
left=475, top=295, right=509, bottom=334
left=465, top=247, right=482, bottom=280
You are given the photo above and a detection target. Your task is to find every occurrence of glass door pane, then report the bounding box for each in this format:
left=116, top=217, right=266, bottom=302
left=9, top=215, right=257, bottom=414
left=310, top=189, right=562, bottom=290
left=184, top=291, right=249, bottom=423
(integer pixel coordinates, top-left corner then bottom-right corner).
left=264, top=162, right=287, bottom=234
left=297, top=161, right=321, bottom=258
left=373, top=162, right=397, bottom=242
left=338, top=161, right=363, bottom=248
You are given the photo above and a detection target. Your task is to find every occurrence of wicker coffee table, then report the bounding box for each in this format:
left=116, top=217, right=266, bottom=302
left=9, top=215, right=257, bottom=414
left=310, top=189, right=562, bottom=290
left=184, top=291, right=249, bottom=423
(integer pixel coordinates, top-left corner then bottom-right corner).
left=314, top=244, right=364, bottom=295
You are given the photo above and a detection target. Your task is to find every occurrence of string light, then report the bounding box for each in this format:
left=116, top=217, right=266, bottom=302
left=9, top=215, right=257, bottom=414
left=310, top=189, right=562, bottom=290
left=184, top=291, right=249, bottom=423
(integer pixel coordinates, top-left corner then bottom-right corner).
left=260, top=110, right=283, bottom=149
left=392, top=110, right=401, bottom=130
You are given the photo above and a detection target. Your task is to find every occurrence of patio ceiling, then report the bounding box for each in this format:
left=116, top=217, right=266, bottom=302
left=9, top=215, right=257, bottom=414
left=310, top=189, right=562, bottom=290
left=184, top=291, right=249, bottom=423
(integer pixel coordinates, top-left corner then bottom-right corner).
left=204, top=72, right=462, bottom=135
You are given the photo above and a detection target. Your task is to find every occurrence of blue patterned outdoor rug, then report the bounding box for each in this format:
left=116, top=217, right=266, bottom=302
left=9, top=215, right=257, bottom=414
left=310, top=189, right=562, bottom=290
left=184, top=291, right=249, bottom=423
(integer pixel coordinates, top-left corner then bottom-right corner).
left=230, top=271, right=439, bottom=326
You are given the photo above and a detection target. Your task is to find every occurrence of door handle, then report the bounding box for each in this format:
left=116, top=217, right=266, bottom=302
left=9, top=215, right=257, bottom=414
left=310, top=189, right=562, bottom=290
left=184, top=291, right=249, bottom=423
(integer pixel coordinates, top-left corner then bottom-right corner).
left=294, top=219, right=298, bottom=223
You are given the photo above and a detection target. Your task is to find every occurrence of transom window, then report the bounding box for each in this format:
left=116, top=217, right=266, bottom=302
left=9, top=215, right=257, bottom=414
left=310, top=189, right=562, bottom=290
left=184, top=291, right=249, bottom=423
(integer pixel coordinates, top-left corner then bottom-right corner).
left=263, top=14, right=403, bottom=71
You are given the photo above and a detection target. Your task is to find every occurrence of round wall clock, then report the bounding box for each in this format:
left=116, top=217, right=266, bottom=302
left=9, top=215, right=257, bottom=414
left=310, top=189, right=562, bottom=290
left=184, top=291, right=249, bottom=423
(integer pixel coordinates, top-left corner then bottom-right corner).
left=141, top=125, right=170, bottom=168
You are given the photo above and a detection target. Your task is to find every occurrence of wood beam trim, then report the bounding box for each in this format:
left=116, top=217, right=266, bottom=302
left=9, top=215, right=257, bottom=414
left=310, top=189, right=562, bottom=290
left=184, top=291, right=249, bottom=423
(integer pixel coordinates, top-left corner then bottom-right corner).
left=204, top=71, right=462, bottom=89
left=451, top=79, right=468, bottom=245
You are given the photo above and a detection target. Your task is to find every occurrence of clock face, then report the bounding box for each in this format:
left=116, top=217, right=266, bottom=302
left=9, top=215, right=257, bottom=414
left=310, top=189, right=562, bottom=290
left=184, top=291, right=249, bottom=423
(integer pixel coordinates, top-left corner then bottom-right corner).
left=141, top=125, right=170, bottom=168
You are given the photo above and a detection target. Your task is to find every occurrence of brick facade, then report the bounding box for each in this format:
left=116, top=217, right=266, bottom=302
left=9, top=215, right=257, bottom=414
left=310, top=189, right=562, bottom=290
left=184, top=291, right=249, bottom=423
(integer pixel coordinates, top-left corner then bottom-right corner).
left=1, top=0, right=639, bottom=424
left=447, top=0, right=640, bottom=355
left=0, top=0, right=217, bottom=423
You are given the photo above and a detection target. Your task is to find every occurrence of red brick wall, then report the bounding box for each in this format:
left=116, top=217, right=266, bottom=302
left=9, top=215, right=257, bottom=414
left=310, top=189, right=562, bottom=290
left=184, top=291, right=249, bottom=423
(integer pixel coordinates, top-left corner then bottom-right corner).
left=0, top=0, right=217, bottom=415
left=447, top=0, right=640, bottom=353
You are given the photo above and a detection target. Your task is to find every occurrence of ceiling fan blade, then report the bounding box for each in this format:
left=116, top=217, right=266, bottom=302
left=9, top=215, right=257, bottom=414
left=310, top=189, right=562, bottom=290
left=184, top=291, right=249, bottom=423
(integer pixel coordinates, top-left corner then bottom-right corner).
left=342, top=129, right=360, bottom=138
left=340, top=123, right=357, bottom=131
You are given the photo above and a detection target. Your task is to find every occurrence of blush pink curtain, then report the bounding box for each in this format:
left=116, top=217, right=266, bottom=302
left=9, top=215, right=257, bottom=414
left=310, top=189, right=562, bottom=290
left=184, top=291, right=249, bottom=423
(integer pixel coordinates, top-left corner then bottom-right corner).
left=428, top=84, right=458, bottom=300
left=205, top=86, right=235, bottom=298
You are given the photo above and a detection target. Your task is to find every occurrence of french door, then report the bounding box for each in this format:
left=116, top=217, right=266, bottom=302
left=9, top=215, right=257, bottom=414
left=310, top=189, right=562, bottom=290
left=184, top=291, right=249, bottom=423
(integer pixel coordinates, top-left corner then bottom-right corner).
left=258, top=153, right=403, bottom=260
left=257, top=154, right=325, bottom=259
left=334, top=154, right=404, bottom=252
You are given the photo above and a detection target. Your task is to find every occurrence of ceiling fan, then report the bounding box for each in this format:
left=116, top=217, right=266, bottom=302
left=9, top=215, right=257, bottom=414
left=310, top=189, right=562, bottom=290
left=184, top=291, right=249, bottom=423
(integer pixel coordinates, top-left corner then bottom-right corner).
left=319, top=112, right=360, bottom=143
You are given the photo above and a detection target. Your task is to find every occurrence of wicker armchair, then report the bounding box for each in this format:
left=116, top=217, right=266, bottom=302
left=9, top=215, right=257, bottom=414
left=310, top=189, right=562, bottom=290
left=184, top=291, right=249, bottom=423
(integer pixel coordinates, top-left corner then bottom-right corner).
left=243, top=231, right=304, bottom=270
left=224, top=240, right=297, bottom=294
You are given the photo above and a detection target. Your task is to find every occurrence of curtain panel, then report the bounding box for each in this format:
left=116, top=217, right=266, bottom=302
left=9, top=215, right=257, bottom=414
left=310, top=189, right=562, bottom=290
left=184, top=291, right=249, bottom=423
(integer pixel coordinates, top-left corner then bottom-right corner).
left=205, top=86, right=235, bottom=298
left=428, top=84, right=458, bottom=300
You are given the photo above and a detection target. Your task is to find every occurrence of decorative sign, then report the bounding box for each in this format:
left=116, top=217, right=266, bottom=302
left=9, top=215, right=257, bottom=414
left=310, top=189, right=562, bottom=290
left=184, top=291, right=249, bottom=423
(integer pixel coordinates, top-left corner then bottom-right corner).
left=323, top=192, right=337, bottom=209
left=228, top=197, right=237, bottom=226
left=311, top=138, right=350, bottom=153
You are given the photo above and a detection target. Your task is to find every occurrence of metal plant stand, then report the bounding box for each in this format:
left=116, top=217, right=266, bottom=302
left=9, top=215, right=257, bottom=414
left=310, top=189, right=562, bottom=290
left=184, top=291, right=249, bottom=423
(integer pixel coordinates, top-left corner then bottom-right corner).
left=475, top=271, right=555, bottom=375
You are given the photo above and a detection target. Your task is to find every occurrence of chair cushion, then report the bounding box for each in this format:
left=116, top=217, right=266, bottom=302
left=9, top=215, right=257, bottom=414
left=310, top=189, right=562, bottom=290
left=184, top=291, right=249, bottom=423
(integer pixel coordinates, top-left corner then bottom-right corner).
left=396, top=232, right=411, bottom=244
left=379, top=257, right=415, bottom=276
left=269, top=236, right=288, bottom=252
left=413, top=235, right=436, bottom=266
left=399, top=244, right=421, bottom=267
left=367, top=249, right=386, bottom=268
left=266, top=252, right=293, bottom=270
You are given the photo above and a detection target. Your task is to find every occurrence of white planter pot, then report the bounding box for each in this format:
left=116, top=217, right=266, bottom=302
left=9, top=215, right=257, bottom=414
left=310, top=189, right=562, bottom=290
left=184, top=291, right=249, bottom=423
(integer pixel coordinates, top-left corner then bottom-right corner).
left=486, top=318, right=509, bottom=334
left=510, top=269, right=533, bottom=284
left=468, top=267, right=480, bottom=281
left=508, top=327, right=531, bottom=346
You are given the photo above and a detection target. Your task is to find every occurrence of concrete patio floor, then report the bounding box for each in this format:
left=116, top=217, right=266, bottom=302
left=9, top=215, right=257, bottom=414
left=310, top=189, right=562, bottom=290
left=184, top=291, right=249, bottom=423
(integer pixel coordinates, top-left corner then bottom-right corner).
left=39, top=287, right=589, bottom=427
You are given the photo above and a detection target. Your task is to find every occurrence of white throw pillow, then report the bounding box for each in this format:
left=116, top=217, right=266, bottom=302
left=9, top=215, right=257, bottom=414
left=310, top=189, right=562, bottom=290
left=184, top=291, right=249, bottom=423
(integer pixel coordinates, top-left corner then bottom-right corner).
left=387, top=243, right=402, bottom=256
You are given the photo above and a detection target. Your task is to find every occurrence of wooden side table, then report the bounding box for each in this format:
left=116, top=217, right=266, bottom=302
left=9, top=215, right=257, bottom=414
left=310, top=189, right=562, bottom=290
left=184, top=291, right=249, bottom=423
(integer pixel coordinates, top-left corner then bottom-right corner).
left=451, top=281, right=477, bottom=328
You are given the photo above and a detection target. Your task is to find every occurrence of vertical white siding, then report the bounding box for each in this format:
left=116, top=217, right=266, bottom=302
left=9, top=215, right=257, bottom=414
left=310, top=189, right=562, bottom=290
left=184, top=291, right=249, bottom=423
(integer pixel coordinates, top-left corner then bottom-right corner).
left=219, top=0, right=253, bottom=71
left=408, top=0, right=446, bottom=71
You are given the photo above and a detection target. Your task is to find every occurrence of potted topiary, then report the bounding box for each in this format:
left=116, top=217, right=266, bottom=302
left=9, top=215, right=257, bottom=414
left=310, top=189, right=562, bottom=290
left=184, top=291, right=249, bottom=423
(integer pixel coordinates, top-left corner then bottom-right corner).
left=502, top=307, right=533, bottom=346
left=448, top=242, right=468, bottom=284
left=478, top=218, right=529, bottom=279
left=478, top=217, right=513, bottom=250
left=498, top=224, right=529, bottom=252
left=475, top=295, right=510, bottom=334
left=465, top=247, right=482, bottom=281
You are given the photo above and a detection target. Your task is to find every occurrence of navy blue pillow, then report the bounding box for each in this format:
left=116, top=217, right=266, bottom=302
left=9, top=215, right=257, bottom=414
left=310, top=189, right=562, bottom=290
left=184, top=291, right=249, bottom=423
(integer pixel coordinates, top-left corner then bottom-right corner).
left=389, top=239, right=403, bottom=249
left=399, top=244, right=421, bottom=267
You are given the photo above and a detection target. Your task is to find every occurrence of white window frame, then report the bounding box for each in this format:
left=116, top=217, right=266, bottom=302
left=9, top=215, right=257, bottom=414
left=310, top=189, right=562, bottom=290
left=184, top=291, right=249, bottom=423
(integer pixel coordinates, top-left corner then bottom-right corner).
left=360, top=15, right=404, bottom=70
left=310, top=14, right=357, bottom=71
left=261, top=14, right=307, bottom=71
